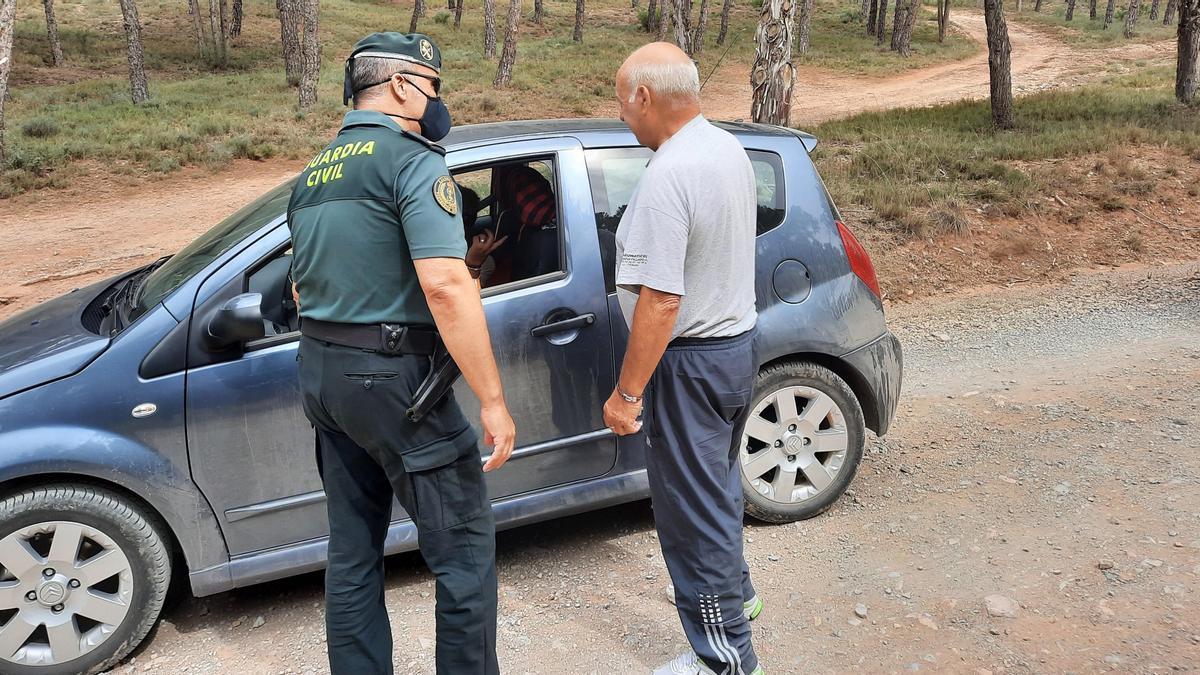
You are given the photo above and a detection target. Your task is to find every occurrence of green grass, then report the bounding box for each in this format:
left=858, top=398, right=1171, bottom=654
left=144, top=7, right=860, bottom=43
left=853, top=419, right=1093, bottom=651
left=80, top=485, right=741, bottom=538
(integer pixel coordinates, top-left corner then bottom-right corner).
left=1011, top=1, right=1177, bottom=45
left=811, top=66, right=1200, bottom=237
left=2, top=0, right=983, bottom=197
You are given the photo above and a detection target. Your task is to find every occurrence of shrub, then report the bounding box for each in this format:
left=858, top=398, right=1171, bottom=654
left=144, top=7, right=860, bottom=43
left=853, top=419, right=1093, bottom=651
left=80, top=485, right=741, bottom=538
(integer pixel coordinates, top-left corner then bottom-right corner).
left=21, top=118, right=62, bottom=138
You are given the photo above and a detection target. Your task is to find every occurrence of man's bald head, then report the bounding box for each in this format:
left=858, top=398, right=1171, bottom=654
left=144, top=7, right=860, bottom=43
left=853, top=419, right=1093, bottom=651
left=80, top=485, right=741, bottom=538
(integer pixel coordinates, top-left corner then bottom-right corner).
left=615, top=42, right=702, bottom=150
left=616, top=42, right=700, bottom=108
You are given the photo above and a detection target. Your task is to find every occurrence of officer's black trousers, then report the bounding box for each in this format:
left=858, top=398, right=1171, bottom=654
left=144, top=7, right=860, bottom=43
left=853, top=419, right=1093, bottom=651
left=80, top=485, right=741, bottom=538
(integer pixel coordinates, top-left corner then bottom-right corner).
left=298, top=337, right=499, bottom=675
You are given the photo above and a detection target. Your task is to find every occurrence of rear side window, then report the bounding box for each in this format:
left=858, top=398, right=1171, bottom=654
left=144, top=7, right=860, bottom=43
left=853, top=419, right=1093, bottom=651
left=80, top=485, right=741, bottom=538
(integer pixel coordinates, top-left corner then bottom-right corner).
left=586, top=147, right=787, bottom=245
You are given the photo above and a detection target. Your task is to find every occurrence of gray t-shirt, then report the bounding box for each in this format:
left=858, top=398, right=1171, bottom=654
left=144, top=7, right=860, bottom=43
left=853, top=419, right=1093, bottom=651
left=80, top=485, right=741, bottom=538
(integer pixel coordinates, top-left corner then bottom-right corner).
left=615, top=115, right=758, bottom=339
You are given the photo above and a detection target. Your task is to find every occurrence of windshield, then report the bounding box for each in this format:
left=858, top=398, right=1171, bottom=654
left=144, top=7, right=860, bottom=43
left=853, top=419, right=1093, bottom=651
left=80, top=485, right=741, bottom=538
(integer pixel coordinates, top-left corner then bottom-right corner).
left=130, top=182, right=293, bottom=321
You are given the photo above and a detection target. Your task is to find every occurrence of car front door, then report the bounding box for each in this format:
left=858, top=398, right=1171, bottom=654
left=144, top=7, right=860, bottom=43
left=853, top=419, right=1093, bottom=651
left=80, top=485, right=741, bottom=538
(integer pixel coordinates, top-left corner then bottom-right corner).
left=183, top=138, right=617, bottom=557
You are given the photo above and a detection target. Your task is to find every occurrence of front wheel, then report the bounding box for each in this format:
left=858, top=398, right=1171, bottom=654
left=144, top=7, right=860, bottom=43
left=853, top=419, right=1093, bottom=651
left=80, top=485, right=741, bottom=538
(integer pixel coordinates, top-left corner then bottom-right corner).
left=0, top=485, right=172, bottom=675
left=737, top=361, right=866, bottom=523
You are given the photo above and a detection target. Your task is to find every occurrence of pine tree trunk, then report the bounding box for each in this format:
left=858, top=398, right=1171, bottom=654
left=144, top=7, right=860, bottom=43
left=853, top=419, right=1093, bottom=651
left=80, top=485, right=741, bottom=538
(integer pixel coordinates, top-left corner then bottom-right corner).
left=750, top=0, right=796, bottom=124
left=658, top=2, right=670, bottom=39
left=218, top=0, right=230, bottom=57
left=278, top=0, right=302, bottom=86
left=861, top=0, right=871, bottom=20
left=231, top=0, right=243, bottom=38
left=298, top=0, right=319, bottom=107
left=694, top=0, right=710, bottom=54
left=1089, top=0, right=1098, bottom=18
left=797, top=0, right=814, bottom=53
left=983, top=0, right=1013, bottom=128
left=938, top=0, right=950, bottom=40
left=1150, top=0, right=1161, bottom=21
left=207, top=0, right=228, bottom=66
left=1124, top=0, right=1141, bottom=35
left=1017, top=0, right=1022, bottom=10
left=574, top=0, right=585, bottom=41
left=43, top=0, right=64, bottom=66
left=117, top=0, right=150, bottom=102
left=0, top=0, right=15, bottom=169
left=717, top=0, right=734, bottom=44
left=646, top=0, right=658, bottom=30
left=1104, top=0, right=1116, bottom=27
left=189, top=0, right=209, bottom=58
left=892, top=0, right=919, bottom=53
left=494, top=0, right=521, bottom=85
left=867, top=0, right=879, bottom=35
left=1066, top=0, right=1076, bottom=20
left=1035, top=0, right=1044, bottom=10
left=484, top=0, right=497, bottom=55
left=1163, top=0, right=1177, bottom=23
left=1178, top=0, right=1199, bottom=102
left=876, top=0, right=890, bottom=45
left=672, top=0, right=691, bottom=52
left=410, top=0, right=424, bottom=33
left=534, top=0, right=544, bottom=22
left=454, top=0, right=464, bottom=28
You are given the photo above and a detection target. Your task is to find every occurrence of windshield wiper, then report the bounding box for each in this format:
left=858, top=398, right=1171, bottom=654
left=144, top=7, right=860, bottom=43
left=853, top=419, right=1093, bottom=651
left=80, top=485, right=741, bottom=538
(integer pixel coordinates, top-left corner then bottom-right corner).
left=126, top=255, right=172, bottom=310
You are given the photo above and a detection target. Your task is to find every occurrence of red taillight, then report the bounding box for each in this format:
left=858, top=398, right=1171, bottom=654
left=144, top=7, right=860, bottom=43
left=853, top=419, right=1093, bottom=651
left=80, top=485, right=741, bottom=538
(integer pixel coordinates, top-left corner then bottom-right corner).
left=836, top=220, right=881, bottom=299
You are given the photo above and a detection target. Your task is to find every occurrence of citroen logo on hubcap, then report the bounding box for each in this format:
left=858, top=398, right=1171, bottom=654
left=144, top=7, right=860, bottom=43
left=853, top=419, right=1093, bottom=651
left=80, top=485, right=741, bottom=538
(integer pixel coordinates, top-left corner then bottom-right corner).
left=37, top=580, right=67, bottom=606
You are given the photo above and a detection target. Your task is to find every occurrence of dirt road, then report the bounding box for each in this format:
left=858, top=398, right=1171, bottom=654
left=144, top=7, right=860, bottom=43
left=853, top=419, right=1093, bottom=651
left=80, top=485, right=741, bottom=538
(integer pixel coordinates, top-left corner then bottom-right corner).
left=701, top=13, right=1174, bottom=125
left=102, top=261, right=1200, bottom=674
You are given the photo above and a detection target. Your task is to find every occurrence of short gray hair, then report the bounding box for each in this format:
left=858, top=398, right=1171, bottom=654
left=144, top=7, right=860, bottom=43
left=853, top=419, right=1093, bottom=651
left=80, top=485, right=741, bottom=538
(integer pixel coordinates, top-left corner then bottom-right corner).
left=351, top=56, right=400, bottom=105
left=624, top=60, right=700, bottom=104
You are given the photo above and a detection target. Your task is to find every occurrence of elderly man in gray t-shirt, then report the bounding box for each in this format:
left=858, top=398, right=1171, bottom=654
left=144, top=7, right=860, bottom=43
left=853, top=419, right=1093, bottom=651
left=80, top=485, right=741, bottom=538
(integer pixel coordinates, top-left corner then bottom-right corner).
left=602, top=42, right=763, bottom=675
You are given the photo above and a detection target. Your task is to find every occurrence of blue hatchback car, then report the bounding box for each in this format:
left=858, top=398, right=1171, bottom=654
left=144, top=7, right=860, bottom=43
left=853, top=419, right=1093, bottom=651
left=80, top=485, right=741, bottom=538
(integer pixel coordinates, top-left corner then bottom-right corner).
left=0, top=120, right=901, bottom=674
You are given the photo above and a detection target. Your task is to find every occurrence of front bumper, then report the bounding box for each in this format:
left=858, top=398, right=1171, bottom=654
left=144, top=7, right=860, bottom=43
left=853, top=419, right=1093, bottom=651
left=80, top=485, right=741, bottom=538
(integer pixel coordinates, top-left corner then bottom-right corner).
left=841, top=331, right=903, bottom=436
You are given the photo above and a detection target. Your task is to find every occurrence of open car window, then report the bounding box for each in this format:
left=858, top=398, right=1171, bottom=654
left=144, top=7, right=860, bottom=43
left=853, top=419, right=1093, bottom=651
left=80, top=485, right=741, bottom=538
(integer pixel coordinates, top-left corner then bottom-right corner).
left=452, top=158, right=564, bottom=291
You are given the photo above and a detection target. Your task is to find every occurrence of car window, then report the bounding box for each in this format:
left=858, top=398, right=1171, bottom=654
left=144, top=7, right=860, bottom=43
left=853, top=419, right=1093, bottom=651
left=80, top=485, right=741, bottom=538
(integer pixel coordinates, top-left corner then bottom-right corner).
left=131, top=182, right=291, bottom=320
left=584, top=147, right=786, bottom=292
left=452, top=158, right=563, bottom=291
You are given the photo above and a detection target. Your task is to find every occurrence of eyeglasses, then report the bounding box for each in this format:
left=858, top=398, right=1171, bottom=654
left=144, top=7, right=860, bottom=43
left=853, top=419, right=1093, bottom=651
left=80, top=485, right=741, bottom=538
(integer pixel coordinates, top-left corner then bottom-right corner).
left=398, top=72, right=442, bottom=97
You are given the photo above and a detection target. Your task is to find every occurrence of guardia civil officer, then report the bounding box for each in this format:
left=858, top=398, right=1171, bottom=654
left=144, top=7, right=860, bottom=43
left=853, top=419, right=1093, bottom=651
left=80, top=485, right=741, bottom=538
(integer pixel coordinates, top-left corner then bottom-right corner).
left=288, top=32, right=515, bottom=675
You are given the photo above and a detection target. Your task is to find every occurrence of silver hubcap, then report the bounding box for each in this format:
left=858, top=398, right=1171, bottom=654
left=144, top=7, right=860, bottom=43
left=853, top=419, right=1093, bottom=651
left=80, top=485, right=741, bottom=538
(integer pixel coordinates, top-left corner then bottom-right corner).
left=0, top=521, right=134, bottom=666
left=740, top=385, right=849, bottom=504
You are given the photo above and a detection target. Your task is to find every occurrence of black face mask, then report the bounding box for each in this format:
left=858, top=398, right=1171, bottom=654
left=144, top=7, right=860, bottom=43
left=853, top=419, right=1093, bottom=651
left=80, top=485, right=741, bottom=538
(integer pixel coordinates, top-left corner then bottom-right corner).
left=386, top=97, right=452, bottom=143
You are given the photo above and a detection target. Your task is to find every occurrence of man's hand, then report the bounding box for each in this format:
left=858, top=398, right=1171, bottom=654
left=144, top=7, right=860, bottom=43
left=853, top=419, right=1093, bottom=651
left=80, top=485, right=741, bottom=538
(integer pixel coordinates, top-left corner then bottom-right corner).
left=603, top=389, right=643, bottom=436
left=291, top=282, right=300, bottom=308
left=481, top=403, right=516, bottom=472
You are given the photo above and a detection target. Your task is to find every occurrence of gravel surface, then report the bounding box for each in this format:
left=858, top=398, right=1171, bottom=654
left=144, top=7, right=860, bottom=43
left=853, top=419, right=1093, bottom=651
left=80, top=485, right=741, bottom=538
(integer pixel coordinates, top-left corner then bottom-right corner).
left=107, top=262, right=1200, bottom=674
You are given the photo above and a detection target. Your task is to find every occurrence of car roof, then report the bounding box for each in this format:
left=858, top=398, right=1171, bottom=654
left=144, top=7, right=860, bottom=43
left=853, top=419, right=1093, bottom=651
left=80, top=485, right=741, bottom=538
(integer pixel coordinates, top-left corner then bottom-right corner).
left=442, top=118, right=815, bottom=150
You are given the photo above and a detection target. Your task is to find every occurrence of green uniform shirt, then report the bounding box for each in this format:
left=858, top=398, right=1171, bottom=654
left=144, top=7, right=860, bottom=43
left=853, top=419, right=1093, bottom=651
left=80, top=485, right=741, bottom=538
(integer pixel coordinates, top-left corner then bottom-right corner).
left=288, top=110, right=465, bottom=325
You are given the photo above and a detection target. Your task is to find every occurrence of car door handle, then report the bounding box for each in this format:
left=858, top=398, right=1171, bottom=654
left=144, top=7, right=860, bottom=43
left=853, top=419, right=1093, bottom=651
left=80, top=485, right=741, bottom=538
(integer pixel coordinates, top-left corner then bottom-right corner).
left=530, top=313, right=596, bottom=338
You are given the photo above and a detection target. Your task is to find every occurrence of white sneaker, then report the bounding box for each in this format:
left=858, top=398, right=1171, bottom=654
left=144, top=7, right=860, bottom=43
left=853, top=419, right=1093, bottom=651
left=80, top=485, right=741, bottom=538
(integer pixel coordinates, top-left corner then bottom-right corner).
left=666, top=584, right=764, bottom=621
left=652, top=650, right=718, bottom=675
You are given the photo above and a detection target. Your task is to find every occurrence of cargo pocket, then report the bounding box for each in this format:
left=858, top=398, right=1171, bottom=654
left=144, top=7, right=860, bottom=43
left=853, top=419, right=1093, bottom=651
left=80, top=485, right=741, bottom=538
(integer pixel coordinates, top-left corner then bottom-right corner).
left=406, top=442, right=488, bottom=533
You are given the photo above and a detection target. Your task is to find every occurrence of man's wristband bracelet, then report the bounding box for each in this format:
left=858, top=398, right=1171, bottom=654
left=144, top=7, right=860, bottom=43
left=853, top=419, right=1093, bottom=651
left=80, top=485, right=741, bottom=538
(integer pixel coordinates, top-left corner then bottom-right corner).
left=617, top=386, right=643, bottom=403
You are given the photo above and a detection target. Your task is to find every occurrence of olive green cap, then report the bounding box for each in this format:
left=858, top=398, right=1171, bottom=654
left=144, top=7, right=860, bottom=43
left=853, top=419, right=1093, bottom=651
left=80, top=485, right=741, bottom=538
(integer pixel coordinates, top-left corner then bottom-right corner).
left=343, top=32, right=442, bottom=105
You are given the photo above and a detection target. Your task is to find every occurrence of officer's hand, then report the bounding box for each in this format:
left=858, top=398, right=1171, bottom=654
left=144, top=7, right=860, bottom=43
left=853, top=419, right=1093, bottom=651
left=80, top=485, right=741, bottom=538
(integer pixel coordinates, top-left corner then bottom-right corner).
left=466, top=229, right=508, bottom=268
left=291, top=282, right=300, bottom=308
left=480, top=403, right=516, bottom=472
left=603, top=390, right=643, bottom=436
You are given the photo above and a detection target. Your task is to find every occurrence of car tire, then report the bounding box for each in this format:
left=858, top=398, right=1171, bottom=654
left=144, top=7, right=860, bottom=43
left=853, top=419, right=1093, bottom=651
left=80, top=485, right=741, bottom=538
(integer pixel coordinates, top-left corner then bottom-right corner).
left=0, top=484, right=171, bottom=675
left=736, top=361, right=866, bottom=523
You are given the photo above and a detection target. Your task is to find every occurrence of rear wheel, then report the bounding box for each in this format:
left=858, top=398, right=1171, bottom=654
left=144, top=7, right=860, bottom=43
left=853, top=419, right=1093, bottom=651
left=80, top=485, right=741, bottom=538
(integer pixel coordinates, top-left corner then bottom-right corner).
left=0, top=485, right=171, bottom=675
left=737, top=361, right=866, bottom=523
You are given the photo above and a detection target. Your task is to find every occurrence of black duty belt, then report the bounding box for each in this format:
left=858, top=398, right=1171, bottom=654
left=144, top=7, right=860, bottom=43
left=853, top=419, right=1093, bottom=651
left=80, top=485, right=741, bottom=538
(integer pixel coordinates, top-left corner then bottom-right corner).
left=302, top=318, right=439, bottom=356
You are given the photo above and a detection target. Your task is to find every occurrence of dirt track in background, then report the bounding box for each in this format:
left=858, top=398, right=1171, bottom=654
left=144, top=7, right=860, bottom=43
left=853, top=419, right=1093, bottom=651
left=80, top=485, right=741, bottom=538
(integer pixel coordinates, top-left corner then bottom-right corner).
left=701, top=12, right=1174, bottom=125
left=104, top=261, right=1200, bottom=674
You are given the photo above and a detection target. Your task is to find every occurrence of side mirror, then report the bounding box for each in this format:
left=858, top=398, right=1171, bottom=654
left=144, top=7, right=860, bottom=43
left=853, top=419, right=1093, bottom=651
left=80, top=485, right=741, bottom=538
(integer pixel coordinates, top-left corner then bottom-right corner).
left=206, top=293, right=265, bottom=350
